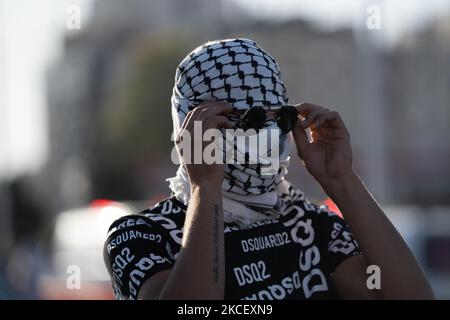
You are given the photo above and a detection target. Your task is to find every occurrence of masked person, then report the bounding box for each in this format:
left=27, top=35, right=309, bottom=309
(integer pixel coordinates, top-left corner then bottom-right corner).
left=103, top=39, right=434, bottom=300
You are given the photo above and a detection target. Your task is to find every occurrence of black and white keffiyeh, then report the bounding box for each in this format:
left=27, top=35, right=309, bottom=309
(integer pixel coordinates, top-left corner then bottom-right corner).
left=167, top=38, right=295, bottom=225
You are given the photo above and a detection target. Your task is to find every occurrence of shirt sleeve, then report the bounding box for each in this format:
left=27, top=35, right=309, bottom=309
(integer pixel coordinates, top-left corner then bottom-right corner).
left=318, top=211, right=362, bottom=274
left=103, top=215, right=176, bottom=300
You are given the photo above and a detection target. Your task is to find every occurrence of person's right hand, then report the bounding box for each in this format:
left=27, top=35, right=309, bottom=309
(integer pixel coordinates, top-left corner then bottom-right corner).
left=176, top=100, right=233, bottom=187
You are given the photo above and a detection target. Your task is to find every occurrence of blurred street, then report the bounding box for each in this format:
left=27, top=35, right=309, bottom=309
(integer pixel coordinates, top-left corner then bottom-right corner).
left=0, top=0, right=449, bottom=299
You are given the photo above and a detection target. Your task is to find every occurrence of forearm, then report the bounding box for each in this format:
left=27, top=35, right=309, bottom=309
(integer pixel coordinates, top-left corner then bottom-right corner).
left=159, top=182, right=225, bottom=299
left=326, top=172, right=435, bottom=299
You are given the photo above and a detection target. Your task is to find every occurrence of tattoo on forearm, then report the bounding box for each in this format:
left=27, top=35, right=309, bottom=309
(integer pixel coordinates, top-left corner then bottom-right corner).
left=212, top=204, right=219, bottom=283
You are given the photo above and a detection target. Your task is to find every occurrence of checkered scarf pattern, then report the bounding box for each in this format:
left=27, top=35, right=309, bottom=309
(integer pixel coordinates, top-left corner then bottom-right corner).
left=169, top=38, right=292, bottom=203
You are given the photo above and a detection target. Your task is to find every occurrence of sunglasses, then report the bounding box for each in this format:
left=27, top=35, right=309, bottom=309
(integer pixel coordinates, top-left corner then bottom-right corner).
left=228, top=105, right=298, bottom=134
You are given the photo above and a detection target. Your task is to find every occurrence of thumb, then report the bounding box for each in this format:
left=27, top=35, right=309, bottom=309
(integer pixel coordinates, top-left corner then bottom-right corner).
left=292, top=122, right=309, bottom=160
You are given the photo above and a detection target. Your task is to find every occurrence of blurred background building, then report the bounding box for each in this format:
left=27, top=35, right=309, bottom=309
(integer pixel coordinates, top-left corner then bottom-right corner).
left=0, top=0, right=449, bottom=299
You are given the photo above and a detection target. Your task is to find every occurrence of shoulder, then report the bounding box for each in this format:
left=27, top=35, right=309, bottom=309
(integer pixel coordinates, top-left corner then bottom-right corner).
left=106, top=196, right=187, bottom=239
left=104, top=196, right=187, bottom=267
left=140, top=197, right=187, bottom=216
left=103, top=196, right=186, bottom=299
left=280, top=183, right=344, bottom=224
left=281, top=190, right=361, bottom=270
left=279, top=186, right=353, bottom=245
left=291, top=196, right=351, bottom=238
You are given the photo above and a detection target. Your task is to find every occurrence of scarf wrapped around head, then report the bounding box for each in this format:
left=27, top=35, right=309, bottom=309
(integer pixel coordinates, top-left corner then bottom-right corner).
left=167, top=38, right=294, bottom=226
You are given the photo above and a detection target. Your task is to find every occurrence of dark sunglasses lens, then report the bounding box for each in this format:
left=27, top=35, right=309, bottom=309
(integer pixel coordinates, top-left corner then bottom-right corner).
left=276, top=106, right=298, bottom=134
left=242, top=106, right=266, bottom=132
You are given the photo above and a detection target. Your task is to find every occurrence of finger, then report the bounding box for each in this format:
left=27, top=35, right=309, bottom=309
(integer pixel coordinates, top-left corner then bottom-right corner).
left=197, top=101, right=233, bottom=118
left=175, top=129, right=190, bottom=151
left=317, top=126, right=338, bottom=140
left=204, top=115, right=234, bottom=130
left=294, top=102, right=326, bottom=117
left=303, top=109, right=329, bottom=128
left=181, top=101, right=226, bottom=132
left=315, top=111, right=346, bottom=130
left=180, top=109, right=197, bottom=131
left=181, top=101, right=208, bottom=130
left=292, top=122, right=310, bottom=160
left=311, top=129, right=333, bottom=144
left=311, top=111, right=337, bottom=129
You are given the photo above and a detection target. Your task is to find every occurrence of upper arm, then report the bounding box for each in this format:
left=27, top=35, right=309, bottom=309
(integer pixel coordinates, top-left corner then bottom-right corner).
left=314, top=208, right=377, bottom=299
left=103, top=215, right=176, bottom=300
left=332, top=254, right=379, bottom=299
left=138, top=269, right=172, bottom=300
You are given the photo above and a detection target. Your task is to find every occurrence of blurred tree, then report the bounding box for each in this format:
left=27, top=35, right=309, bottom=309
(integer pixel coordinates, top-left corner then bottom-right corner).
left=103, top=40, right=187, bottom=155
left=95, top=37, right=191, bottom=199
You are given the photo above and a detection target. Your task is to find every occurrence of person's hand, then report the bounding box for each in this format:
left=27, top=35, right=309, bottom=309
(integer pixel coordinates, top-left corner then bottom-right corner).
left=292, top=102, right=355, bottom=193
left=176, top=100, right=233, bottom=187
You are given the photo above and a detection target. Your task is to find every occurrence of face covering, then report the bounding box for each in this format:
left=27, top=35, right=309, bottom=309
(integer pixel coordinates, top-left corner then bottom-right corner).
left=167, top=38, right=294, bottom=226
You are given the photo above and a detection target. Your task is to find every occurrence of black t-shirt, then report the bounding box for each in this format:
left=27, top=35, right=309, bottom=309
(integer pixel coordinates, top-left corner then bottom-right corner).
left=104, top=187, right=361, bottom=300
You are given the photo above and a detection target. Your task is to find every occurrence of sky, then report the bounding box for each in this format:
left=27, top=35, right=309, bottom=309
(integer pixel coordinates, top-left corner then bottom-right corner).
left=0, top=0, right=449, bottom=180
left=234, top=0, right=450, bottom=43
left=0, top=0, right=92, bottom=179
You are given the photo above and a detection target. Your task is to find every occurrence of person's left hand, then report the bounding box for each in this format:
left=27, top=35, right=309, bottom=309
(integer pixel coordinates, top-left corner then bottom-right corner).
left=292, top=102, right=355, bottom=192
